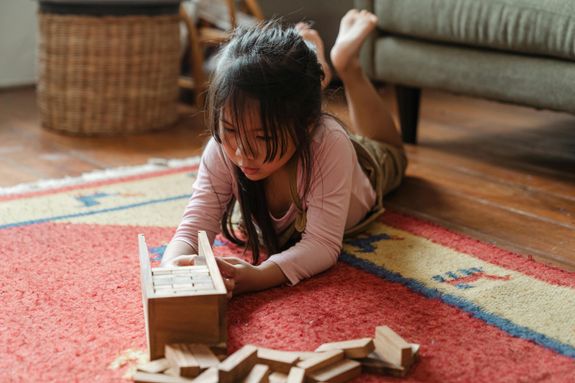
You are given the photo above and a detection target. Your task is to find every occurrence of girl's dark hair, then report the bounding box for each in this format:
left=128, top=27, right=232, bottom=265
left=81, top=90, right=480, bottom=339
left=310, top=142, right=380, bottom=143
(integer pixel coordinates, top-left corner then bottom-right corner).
left=206, top=20, right=325, bottom=264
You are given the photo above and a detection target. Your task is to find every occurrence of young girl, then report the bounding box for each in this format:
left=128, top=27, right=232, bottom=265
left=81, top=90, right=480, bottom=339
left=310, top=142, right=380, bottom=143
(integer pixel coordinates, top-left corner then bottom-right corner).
left=160, top=9, right=406, bottom=297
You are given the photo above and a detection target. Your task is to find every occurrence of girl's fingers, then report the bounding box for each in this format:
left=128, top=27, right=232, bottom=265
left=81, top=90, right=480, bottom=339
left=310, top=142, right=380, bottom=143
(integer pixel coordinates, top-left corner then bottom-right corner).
left=215, top=257, right=237, bottom=278
left=223, top=277, right=235, bottom=298
left=220, top=256, right=246, bottom=265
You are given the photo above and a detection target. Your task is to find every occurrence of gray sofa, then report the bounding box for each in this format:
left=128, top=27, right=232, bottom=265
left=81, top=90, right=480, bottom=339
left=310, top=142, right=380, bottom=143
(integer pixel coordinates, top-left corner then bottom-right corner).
left=357, top=0, right=575, bottom=143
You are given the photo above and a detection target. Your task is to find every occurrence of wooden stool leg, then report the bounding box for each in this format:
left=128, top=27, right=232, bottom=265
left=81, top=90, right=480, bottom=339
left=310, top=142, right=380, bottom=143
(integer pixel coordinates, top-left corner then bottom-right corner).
left=179, top=4, right=207, bottom=107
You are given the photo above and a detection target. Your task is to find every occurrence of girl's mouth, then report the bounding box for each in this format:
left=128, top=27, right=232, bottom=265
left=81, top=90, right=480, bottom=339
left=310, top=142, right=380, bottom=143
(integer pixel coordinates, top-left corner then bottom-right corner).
left=241, top=166, right=260, bottom=175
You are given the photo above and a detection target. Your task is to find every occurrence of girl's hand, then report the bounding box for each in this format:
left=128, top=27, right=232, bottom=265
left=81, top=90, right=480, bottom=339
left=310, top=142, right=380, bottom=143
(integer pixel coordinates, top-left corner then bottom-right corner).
left=215, top=257, right=260, bottom=297
left=160, top=254, right=197, bottom=268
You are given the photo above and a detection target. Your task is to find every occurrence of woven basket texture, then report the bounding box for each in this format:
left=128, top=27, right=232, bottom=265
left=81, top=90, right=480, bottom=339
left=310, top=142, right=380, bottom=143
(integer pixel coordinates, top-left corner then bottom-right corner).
left=38, top=12, right=180, bottom=135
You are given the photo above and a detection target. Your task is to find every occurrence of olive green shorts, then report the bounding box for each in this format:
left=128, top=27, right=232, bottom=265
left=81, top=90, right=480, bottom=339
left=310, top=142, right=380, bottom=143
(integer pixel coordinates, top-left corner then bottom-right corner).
left=345, top=134, right=408, bottom=237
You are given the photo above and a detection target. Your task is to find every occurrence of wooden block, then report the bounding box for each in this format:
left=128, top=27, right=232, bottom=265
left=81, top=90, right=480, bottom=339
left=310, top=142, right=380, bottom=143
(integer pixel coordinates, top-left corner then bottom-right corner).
left=314, top=338, right=374, bottom=359
left=209, top=342, right=227, bottom=353
left=193, top=367, right=219, bottom=383
left=269, top=372, right=288, bottom=383
left=257, top=347, right=300, bottom=373
left=242, top=364, right=271, bottom=383
left=151, top=269, right=174, bottom=276
left=308, top=359, right=361, bottom=383
left=286, top=367, right=305, bottom=383
left=132, top=371, right=194, bottom=383
left=137, top=358, right=170, bottom=374
left=411, top=343, right=420, bottom=360
left=164, top=367, right=180, bottom=377
left=360, top=343, right=419, bottom=378
left=296, top=350, right=344, bottom=375
left=374, top=326, right=412, bottom=367
left=188, top=343, right=220, bottom=370
left=359, top=352, right=407, bottom=377
left=218, top=344, right=259, bottom=383
left=292, top=352, right=322, bottom=360
left=165, top=344, right=200, bottom=378
left=153, top=266, right=208, bottom=274
left=209, top=342, right=228, bottom=361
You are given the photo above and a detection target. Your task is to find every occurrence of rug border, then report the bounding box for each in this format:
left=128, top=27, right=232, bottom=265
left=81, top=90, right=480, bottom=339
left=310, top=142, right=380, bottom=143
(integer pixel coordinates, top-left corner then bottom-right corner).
left=0, top=157, right=201, bottom=201
left=340, top=252, right=575, bottom=359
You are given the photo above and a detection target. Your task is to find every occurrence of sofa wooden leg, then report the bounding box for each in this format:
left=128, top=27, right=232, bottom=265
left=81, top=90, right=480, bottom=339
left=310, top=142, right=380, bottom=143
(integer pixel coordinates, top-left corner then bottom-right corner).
left=395, top=85, right=421, bottom=144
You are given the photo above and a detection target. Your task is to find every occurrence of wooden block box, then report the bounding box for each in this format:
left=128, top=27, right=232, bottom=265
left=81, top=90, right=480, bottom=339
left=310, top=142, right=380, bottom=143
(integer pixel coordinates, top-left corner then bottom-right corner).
left=139, top=231, right=227, bottom=360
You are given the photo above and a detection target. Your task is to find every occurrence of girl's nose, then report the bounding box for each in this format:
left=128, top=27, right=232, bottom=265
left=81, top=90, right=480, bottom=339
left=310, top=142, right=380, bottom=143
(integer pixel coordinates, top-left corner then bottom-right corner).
left=236, top=142, right=256, bottom=160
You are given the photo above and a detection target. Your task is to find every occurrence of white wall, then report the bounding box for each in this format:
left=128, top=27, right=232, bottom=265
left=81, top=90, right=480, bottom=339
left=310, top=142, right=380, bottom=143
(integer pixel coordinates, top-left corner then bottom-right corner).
left=0, top=0, right=38, bottom=88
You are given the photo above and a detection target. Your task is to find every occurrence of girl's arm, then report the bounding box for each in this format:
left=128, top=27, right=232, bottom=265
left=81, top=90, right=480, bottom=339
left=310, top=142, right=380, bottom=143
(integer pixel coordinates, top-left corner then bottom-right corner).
left=162, top=139, right=234, bottom=266
left=216, top=257, right=288, bottom=295
left=260, top=127, right=358, bottom=285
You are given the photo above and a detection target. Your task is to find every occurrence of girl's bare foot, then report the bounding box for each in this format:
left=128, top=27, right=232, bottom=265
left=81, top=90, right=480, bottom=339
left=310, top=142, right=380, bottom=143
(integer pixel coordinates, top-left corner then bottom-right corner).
left=295, top=22, right=333, bottom=89
left=330, top=9, right=378, bottom=77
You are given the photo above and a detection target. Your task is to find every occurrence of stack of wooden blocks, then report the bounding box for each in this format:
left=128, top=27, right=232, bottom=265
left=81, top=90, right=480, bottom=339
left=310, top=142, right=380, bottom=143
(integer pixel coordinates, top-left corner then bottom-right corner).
left=132, top=326, right=419, bottom=382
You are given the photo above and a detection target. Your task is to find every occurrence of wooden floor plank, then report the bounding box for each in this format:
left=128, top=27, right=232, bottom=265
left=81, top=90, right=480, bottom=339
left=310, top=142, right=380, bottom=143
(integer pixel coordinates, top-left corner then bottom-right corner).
left=404, top=145, right=575, bottom=202
left=418, top=119, right=575, bottom=179
left=405, top=148, right=575, bottom=230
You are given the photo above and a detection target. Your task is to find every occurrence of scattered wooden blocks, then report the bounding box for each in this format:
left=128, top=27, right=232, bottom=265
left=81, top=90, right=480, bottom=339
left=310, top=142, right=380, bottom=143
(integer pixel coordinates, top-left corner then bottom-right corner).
left=268, top=372, right=288, bottom=383
left=192, top=367, right=219, bottom=383
left=257, top=347, right=300, bottom=374
left=242, top=364, right=271, bottom=383
left=218, top=344, right=259, bottom=383
left=285, top=367, right=305, bottom=383
left=163, top=367, right=176, bottom=376
left=308, top=359, right=361, bottom=383
left=374, top=326, right=413, bottom=368
left=314, top=338, right=374, bottom=359
left=165, top=344, right=201, bottom=378
left=354, top=327, right=420, bottom=377
left=136, top=358, right=171, bottom=374
left=360, top=352, right=408, bottom=377
left=189, top=344, right=221, bottom=370
left=296, top=350, right=344, bottom=375
left=132, top=371, right=195, bottom=383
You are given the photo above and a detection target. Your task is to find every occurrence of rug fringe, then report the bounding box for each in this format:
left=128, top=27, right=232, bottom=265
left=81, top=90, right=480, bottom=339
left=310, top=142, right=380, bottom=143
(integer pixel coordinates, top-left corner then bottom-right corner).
left=0, top=157, right=201, bottom=196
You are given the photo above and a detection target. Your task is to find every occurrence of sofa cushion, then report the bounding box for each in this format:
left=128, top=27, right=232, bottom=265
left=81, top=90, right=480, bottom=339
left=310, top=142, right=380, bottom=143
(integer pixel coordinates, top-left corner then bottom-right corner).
left=374, top=0, right=575, bottom=61
left=371, top=35, right=575, bottom=115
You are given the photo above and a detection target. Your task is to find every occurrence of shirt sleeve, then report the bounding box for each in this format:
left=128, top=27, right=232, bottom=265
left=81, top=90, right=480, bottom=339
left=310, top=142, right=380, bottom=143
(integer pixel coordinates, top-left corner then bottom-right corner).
left=262, top=129, right=355, bottom=285
left=171, top=138, right=234, bottom=252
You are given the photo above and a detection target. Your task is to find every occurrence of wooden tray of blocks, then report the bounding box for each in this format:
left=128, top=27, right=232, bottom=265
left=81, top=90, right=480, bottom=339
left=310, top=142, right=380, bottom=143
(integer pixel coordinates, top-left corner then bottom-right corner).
left=139, top=231, right=228, bottom=361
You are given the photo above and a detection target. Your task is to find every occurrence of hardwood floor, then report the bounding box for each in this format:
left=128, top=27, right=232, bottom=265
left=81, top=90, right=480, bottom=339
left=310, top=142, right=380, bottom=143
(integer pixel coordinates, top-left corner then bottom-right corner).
left=1, top=85, right=574, bottom=271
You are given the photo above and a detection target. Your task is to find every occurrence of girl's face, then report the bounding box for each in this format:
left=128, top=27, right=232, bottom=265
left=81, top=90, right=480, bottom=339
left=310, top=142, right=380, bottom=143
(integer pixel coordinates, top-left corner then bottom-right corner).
left=219, top=105, right=296, bottom=181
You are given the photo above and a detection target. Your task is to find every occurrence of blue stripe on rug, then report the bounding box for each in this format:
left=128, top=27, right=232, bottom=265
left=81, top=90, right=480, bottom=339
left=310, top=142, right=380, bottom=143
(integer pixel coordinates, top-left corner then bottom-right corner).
left=0, top=194, right=191, bottom=230
left=339, top=251, right=575, bottom=359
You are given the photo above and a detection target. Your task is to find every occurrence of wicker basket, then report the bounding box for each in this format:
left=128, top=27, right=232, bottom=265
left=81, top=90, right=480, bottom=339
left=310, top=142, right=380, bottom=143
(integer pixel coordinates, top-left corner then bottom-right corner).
left=38, top=12, right=180, bottom=135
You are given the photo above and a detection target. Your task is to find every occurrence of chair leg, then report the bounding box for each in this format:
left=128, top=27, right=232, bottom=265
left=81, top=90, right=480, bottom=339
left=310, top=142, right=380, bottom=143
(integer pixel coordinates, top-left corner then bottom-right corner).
left=395, top=85, right=421, bottom=144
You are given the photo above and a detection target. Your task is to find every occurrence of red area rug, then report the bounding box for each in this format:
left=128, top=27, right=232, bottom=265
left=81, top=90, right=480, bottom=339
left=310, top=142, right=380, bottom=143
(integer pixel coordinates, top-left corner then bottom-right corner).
left=1, top=160, right=574, bottom=382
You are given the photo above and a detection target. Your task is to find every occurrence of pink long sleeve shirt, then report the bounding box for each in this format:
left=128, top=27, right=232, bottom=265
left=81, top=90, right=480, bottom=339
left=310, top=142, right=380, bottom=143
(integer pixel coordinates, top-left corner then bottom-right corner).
left=172, top=116, right=376, bottom=285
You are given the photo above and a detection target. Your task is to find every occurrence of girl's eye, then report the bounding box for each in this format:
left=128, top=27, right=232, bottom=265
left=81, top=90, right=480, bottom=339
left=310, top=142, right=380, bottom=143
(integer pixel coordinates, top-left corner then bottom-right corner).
left=256, top=135, right=270, bottom=141
left=223, top=128, right=235, bottom=134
